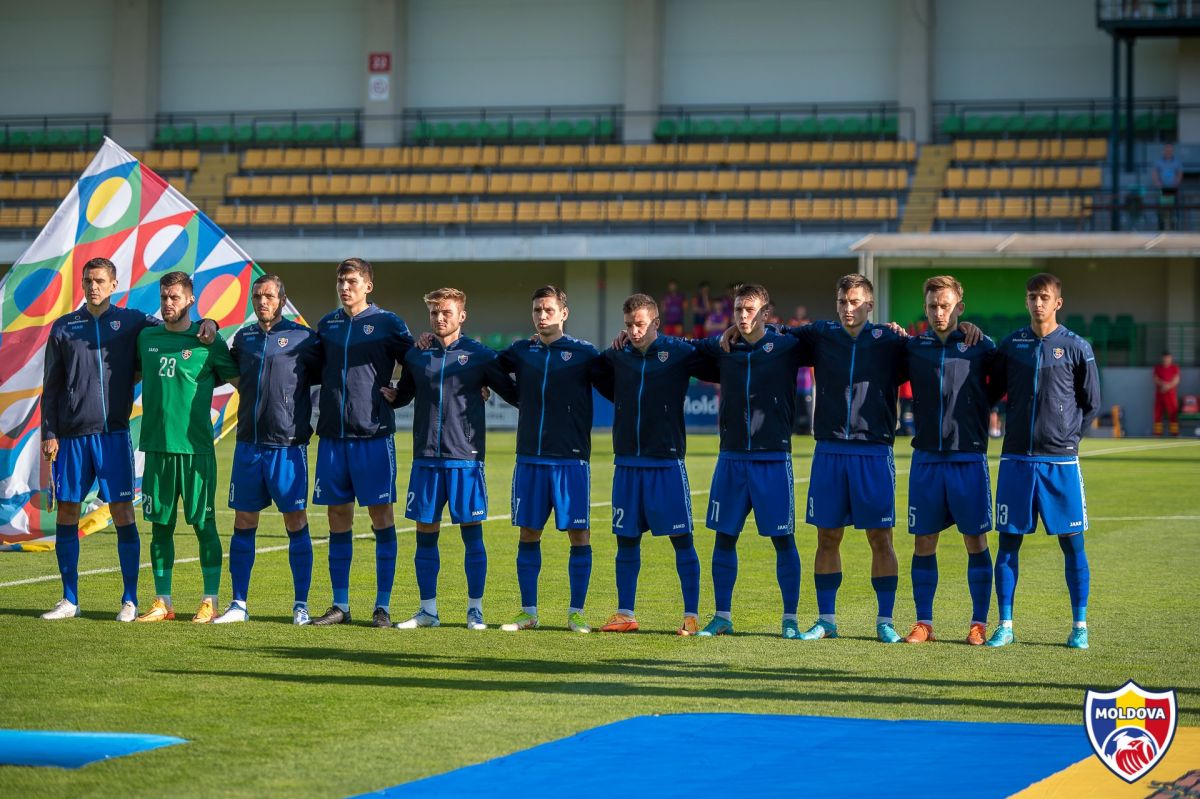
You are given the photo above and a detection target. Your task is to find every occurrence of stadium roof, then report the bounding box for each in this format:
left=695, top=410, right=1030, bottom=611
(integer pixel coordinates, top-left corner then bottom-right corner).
left=851, top=233, right=1200, bottom=258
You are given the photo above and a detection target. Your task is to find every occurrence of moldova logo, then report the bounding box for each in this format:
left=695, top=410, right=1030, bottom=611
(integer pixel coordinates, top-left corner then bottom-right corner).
left=363, top=324, right=374, bottom=335
left=957, top=342, right=968, bottom=352
left=658, top=351, right=669, bottom=362
left=1053, top=347, right=1065, bottom=359
left=1085, top=680, right=1176, bottom=782
left=763, top=342, right=774, bottom=353
left=872, top=328, right=883, bottom=338
left=109, top=320, right=121, bottom=331
left=458, top=353, right=469, bottom=365
left=277, top=337, right=288, bottom=347
left=561, top=351, right=572, bottom=361
left=181, top=349, right=192, bottom=360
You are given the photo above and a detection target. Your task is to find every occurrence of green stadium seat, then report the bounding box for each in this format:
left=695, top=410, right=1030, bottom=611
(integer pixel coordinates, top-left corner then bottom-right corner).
left=487, top=120, right=512, bottom=141
left=654, top=119, right=678, bottom=140
left=513, top=121, right=536, bottom=140
left=550, top=120, right=574, bottom=139
left=736, top=118, right=759, bottom=138
left=9, top=130, right=32, bottom=148
left=987, top=314, right=1013, bottom=339
left=28, top=130, right=48, bottom=148
left=234, top=124, right=255, bottom=145
left=717, top=118, right=739, bottom=138
left=778, top=118, right=802, bottom=138
left=155, top=127, right=175, bottom=147
left=941, top=115, right=964, bottom=137
left=797, top=118, right=819, bottom=138
left=596, top=118, right=615, bottom=139
left=574, top=119, right=595, bottom=138
left=982, top=115, right=1008, bottom=135
left=0, top=129, right=7, bottom=148
left=45, top=130, right=66, bottom=148
left=1109, top=314, right=1135, bottom=350
left=1003, top=115, right=1027, bottom=135
left=432, top=122, right=453, bottom=142
left=818, top=118, right=842, bottom=138
left=86, top=128, right=103, bottom=146
left=451, top=121, right=476, bottom=141
left=315, top=122, right=336, bottom=143
left=336, top=121, right=357, bottom=143
left=1156, top=112, right=1177, bottom=132
left=692, top=119, right=718, bottom=138
left=64, top=129, right=85, bottom=148
left=255, top=125, right=277, bottom=145
left=296, top=124, right=318, bottom=143
left=1062, top=113, right=1092, bottom=134
left=275, top=124, right=296, bottom=144
left=1090, top=314, right=1112, bottom=347
left=1064, top=314, right=1087, bottom=336
left=840, top=117, right=865, bottom=137
left=757, top=118, right=779, bottom=137
left=1025, top=114, right=1053, bottom=135
left=410, top=121, right=432, bottom=141
left=174, top=125, right=197, bottom=146
left=484, top=332, right=507, bottom=350
left=197, top=126, right=218, bottom=145
left=1090, top=114, right=1114, bottom=134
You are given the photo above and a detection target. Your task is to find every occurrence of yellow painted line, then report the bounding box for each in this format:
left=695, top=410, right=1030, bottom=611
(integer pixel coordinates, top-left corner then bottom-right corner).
left=1011, top=726, right=1200, bottom=798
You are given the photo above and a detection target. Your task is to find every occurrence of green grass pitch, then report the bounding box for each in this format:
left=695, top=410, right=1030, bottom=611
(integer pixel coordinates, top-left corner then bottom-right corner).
left=1, top=434, right=1197, bottom=798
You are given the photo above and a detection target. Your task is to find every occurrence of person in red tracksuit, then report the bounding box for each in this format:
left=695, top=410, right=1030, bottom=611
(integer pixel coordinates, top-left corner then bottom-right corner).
left=1153, top=352, right=1181, bottom=436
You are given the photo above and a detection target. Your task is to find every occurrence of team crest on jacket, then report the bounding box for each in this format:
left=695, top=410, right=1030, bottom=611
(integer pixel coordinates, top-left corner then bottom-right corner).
left=561, top=351, right=572, bottom=361
left=182, top=349, right=192, bottom=360
left=458, top=353, right=469, bottom=365
left=277, top=337, right=288, bottom=347
left=763, top=342, right=774, bottom=352
left=1053, top=347, right=1065, bottom=359
left=109, top=320, right=121, bottom=331
left=957, top=342, right=968, bottom=352
left=872, top=328, right=883, bottom=338
left=363, top=324, right=374, bottom=335
left=1085, top=681, right=1176, bottom=782
left=658, top=351, right=669, bottom=362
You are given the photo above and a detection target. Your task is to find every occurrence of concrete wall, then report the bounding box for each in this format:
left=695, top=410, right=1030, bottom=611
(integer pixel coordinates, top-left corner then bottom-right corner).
left=0, top=0, right=114, bottom=115
left=1099, top=367, right=1200, bottom=437
left=405, top=0, right=623, bottom=108
left=159, top=0, right=365, bottom=113
left=661, top=0, right=898, bottom=105
left=934, top=0, right=1178, bottom=101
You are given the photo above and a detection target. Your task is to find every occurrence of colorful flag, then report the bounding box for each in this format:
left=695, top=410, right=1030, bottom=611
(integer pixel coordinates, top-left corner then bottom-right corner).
left=0, top=138, right=295, bottom=550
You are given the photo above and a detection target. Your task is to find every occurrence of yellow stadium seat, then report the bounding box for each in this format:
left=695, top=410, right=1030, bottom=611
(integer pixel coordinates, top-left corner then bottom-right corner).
left=425, top=174, right=449, bottom=194
left=831, top=142, right=857, bottom=162
left=404, top=174, right=428, bottom=194
left=744, top=143, right=768, bottom=163
left=629, top=172, right=662, bottom=193
left=589, top=144, right=620, bottom=167
left=1006, top=167, right=1032, bottom=190
left=380, top=204, right=419, bottom=225
left=528, top=174, right=550, bottom=193
left=607, top=172, right=631, bottom=193
left=286, top=175, right=310, bottom=195
left=0, top=154, right=12, bottom=171
left=721, top=199, right=747, bottom=220
left=755, top=170, right=779, bottom=192
left=346, top=175, right=369, bottom=194
left=809, top=142, right=833, bottom=162
left=227, top=176, right=251, bottom=197
left=241, top=150, right=265, bottom=170
left=734, top=172, right=757, bottom=193
left=1084, top=139, right=1107, bottom=160
left=436, top=147, right=462, bottom=168
left=575, top=200, right=607, bottom=223
left=42, top=152, right=67, bottom=172
left=810, top=198, right=839, bottom=220
left=535, top=201, right=560, bottom=223
left=250, top=206, right=277, bottom=226
left=657, top=199, right=698, bottom=222
left=680, top=144, right=707, bottom=166
left=520, top=146, right=544, bottom=167
left=542, top=146, right=568, bottom=167
left=772, top=170, right=799, bottom=191
left=711, top=172, right=735, bottom=192
left=982, top=197, right=1004, bottom=218
left=953, top=140, right=974, bottom=162
left=279, top=149, right=302, bottom=169
left=765, top=143, right=791, bottom=163
left=1015, top=140, right=1041, bottom=161
left=954, top=197, right=980, bottom=219
left=9, top=153, right=31, bottom=171
left=0, top=181, right=13, bottom=200
left=548, top=173, right=572, bottom=194
left=323, top=148, right=344, bottom=168
left=611, top=200, right=646, bottom=223
left=819, top=171, right=843, bottom=191
left=691, top=172, right=716, bottom=192
left=1056, top=168, right=1080, bottom=190
left=559, top=145, right=584, bottom=167
left=429, top=203, right=469, bottom=225
left=367, top=174, right=394, bottom=195
left=964, top=168, right=988, bottom=191
left=379, top=147, right=406, bottom=168
left=326, top=175, right=351, bottom=195
left=300, top=148, right=322, bottom=169
left=987, top=168, right=1011, bottom=191
left=1062, top=139, right=1085, bottom=160
left=1079, top=166, right=1102, bottom=189
left=936, top=197, right=956, bottom=219
left=1002, top=197, right=1029, bottom=219
left=508, top=174, right=532, bottom=193
left=797, top=170, right=820, bottom=191
left=993, top=140, right=1017, bottom=161
left=211, top=206, right=238, bottom=227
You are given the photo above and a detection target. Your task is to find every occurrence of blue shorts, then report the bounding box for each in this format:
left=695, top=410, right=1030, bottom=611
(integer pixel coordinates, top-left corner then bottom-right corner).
left=611, top=458, right=693, bottom=537
left=405, top=459, right=489, bottom=525
left=995, top=456, right=1088, bottom=535
left=52, top=431, right=135, bottom=504
left=706, top=453, right=794, bottom=537
left=229, top=442, right=309, bottom=513
left=806, top=441, right=896, bottom=530
left=511, top=458, right=591, bottom=531
left=907, top=451, right=992, bottom=535
left=313, top=436, right=397, bottom=507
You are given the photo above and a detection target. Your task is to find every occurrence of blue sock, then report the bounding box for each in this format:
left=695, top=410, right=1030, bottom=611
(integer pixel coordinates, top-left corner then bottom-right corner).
left=461, top=525, right=487, bottom=600
left=328, top=530, right=353, bottom=609
left=671, top=533, right=701, bottom=616
left=115, top=523, right=140, bottom=604
left=814, top=571, right=842, bottom=616
left=772, top=534, right=801, bottom=615
left=287, top=525, right=312, bottom=605
left=374, top=526, right=397, bottom=610
left=967, top=548, right=992, bottom=623
left=712, top=533, right=739, bottom=614
left=911, top=553, right=938, bottom=622
left=872, top=575, right=898, bottom=619
left=615, top=534, right=642, bottom=612
left=1058, top=534, right=1089, bottom=624
left=995, top=533, right=1024, bottom=622
left=55, top=523, right=80, bottom=605
left=415, top=531, right=441, bottom=601
left=568, top=544, right=591, bottom=610
left=516, top=540, right=541, bottom=608
left=229, top=527, right=256, bottom=603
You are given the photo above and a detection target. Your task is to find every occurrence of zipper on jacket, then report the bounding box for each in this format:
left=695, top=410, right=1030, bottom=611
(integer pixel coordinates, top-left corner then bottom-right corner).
left=93, top=316, right=108, bottom=433
left=636, top=353, right=647, bottom=456
left=340, top=314, right=351, bottom=438
left=1030, top=340, right=1042, bottom=455
left=435, top=347, right=447, bottom=456
left=937, top=343, right=946, bottom=452
left=537, top=347, right=550, bottom=456
left=844, top=334, right=859, bottom=439
left=744, top=350, right=752, bottom=450
left=253, top=330, right=268, bottom=445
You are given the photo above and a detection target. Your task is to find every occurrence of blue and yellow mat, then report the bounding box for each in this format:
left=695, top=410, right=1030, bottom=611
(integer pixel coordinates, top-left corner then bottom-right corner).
left=0, top=730, right=186, bottom=769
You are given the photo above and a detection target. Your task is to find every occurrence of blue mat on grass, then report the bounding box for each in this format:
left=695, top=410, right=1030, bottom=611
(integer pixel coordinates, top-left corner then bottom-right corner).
left=0, top=730, right=187, bottom=768
left=356, top=713, right=1092, bottom=798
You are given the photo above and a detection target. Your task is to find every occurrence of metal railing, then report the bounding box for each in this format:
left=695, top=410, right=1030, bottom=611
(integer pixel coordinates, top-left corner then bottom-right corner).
left=1096, top=0, right=1200, bottom=22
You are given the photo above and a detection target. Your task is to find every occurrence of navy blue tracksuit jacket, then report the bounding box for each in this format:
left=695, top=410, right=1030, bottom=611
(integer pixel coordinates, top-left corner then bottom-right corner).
left=498, top=335, right=604, bottom=461
left=229, top=317, right=323, bottom=447
left=904, top=329, right=998, bottom=455
left=593, top=335, right=719, bottom=461
left=42, top=305, right=160, bottom=440
left=316, top=304, right=413, bottom=440
left=395, top=336, right=519, bottom=461
left=991, top=325, right=1101, bottom=456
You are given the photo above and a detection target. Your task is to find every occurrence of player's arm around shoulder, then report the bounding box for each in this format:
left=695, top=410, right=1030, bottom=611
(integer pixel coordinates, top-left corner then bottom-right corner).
left=386, top=311, right=415, bottom=359
left=207, top=329, right=240, bottom=387
left=481, top=346, right=520, bottom=407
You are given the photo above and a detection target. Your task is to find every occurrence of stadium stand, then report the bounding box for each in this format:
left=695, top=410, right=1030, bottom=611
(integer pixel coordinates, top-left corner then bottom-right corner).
left=933, top=138, right=1108, bottom=230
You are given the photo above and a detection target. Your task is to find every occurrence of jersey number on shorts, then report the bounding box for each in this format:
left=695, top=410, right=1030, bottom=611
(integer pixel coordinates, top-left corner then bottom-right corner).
left=158, top=356, right=177, bottom=377
left=709, top=500, right=719, bottom=522
left=908, top=506, right=916, bottom=527
left=612, top=507, right=625, bottom=528
left=406, top=492, right=415, bottom=512
left=997, top=504, right=1009, bottom=526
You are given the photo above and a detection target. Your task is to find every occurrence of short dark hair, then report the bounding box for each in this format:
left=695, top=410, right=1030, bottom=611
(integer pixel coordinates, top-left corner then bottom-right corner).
left=923, top=275, right=963, bottom=300
left=82, top=257, right=117, bottom=280
left=253, top=273, right=285, bottom=296
left=623, top=293, right=658, bottom=316
left=836, top=273, right=874, bottom=298
left=733, top=283, right=770, bottom=307
left=159, top=271, right=193, bottom=293
left=337, top=257, right=373, bottom=283
left=1026, top=272, right=1061, bottom=295
left=531, top=285, right=568, bottom=308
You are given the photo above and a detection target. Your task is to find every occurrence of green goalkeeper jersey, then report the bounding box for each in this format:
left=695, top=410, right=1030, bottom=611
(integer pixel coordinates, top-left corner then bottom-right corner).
left=137, top=323, right=239, bottom=455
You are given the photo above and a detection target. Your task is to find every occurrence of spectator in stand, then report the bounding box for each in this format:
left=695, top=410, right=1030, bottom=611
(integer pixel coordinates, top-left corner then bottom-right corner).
left=692, top=282, right=712, bottom=338
left=897, top=381, right=915, bottom=436
left=1152, top=143, right=1184, bottom=230
left=788, top=306, right=810, bottom=327
left=660, top=280, right=686, bottom=337
left=704, top=291, right=732, bottom=337
left=1153, top=351, right=1181, bottom=437
left=788, top=305, right=814, bottom=435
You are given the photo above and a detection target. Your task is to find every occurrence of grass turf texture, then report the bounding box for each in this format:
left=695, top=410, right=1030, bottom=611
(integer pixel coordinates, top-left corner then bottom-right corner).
left=1, top=434, right=1197, bottom=798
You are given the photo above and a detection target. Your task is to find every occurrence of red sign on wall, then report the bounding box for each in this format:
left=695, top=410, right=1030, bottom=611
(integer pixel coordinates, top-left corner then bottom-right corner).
left=368, top=53, right=391, bottom=73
